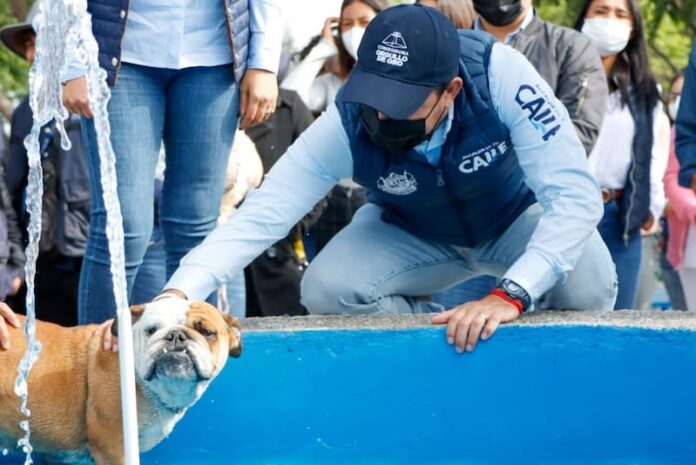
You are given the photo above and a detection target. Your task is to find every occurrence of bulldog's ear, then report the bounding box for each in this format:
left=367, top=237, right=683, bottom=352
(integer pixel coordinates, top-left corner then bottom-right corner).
left=221, top=313, right=243, bottom=358
left=111, top=304, right=147, bottom=337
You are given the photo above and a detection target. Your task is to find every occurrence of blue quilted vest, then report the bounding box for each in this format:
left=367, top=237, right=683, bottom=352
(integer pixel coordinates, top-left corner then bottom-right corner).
left=335, top=31, right=536, bottom=247
left=619, top=91, right=654, bottom=239
left=87, top=0, right=249, bottom=86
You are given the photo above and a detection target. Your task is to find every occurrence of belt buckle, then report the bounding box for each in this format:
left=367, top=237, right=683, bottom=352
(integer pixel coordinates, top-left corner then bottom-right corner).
left=601, top=188, right=612, bottom=204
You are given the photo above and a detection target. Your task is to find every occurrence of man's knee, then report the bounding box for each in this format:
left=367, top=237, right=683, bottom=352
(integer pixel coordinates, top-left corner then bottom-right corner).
left=300, top=263, right=344, bottom=315
left=542, top=233, right=618, bottom=311
left=300, top=261, right=374, bottom=315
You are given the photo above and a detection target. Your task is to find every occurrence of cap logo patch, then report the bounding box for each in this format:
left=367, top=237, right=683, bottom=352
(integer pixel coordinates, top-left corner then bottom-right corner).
left=376, top=32, right=409, bottom=67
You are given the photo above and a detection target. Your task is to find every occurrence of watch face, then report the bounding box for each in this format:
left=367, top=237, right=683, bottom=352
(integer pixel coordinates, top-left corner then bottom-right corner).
left=506, top=281, right=521, bottom=293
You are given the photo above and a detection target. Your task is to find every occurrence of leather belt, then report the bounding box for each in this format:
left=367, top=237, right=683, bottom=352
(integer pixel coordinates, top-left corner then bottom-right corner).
left=601, top=188, right=623, bottom=204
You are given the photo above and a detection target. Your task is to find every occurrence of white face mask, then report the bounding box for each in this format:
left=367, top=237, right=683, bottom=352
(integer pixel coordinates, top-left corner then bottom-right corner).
left=341, top=27, right=366, bottom=61
left=669, top=96, right=681, bottom=121
left=581, top=18, right=632, bottom=57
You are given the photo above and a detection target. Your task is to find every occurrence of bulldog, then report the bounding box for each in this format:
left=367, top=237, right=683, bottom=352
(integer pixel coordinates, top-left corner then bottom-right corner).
left=0, top=298, right=242, bottom=464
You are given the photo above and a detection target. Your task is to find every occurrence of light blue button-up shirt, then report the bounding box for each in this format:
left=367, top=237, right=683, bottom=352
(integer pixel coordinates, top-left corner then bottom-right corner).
left=167, top=43, right=603, bottom=303
left=121, top=0, right=233, bottom=69
left=62, top=0, right=282, bottom=81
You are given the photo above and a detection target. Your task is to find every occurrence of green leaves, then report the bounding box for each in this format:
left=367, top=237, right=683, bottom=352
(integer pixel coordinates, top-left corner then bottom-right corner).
left=0, top=0, right=31, bottom=103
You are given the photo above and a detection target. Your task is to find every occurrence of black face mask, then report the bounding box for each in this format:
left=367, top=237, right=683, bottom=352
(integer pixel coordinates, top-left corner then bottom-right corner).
left=473, top=0, right=523, bottom=27
left=359, top=94, right=447, bottom=155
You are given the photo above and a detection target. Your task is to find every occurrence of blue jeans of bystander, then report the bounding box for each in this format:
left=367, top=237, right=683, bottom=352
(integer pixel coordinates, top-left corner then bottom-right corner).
left=597, top=201, right=642, bottom=310
left=79, top=63, right=242, bottom=323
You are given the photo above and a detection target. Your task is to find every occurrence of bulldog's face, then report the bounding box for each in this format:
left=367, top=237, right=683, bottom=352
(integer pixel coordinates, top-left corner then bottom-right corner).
left=126, top=299, right=242, bottom=410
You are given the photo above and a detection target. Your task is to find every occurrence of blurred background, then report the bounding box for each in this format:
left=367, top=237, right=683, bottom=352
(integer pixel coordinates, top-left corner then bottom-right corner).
left=0, top=0, right=693, bottom=122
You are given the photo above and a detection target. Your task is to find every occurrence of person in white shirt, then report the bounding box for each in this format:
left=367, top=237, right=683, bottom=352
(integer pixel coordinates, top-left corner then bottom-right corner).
left=281, top=0, right=389, bottom=114
left=576, top=0, right=668, bottom=309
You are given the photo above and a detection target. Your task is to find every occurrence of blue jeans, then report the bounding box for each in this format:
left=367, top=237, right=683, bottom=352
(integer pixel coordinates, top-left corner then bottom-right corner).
left=301, top=203, right=617, bottom=314
left=598, top=201, right=642, bottom=310
left=432, top=275, right=498, bottom=309
left=130, top=225, right=167, bottom=305
left=79, top=63, right=240, bottom=324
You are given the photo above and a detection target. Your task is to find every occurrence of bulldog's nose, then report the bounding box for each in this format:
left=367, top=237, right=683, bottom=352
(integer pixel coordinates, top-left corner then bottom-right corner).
left=164, top=328, right=189, bottom=351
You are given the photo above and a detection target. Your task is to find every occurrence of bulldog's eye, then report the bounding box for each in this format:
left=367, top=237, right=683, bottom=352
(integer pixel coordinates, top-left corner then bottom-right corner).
left=198, top=327, right=217, bottom=339
left=146, top=327, right=158, bottom=336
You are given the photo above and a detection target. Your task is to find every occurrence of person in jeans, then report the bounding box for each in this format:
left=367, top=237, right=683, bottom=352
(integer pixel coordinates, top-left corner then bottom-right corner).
left=576, top=0, right=668, bottom=309
left=59, top=0, right=283, bottom=325
left=153, top=5, right=617, bottom=355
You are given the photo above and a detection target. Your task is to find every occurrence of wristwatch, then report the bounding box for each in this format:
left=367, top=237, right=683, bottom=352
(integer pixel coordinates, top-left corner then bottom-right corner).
left=490, top=278, right=532, bottom=314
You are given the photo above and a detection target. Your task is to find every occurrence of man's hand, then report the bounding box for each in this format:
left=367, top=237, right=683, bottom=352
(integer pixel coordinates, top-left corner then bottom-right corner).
left=431, top=294, right=521, bottom=353
left=62, top=76, right=93, bottom=118
left=239, top=69, right=278, bottom=129
left=0, top=302, right=21, bottom=350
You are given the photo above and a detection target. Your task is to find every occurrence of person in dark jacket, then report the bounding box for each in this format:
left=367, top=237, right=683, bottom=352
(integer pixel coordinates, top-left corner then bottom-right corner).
left=1, top=5, right=89, bottom=326
left=244, top=89, right=327, bottom=317
left=474, top=0, right=608, bottom=156
left=0, top=161, right=26, bottom=305
left=677, top=43, right=696, bottom=191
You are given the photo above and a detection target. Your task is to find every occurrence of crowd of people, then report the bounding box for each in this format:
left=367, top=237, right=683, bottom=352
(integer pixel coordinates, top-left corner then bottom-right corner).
left=0, top=0, right=694, bottom=354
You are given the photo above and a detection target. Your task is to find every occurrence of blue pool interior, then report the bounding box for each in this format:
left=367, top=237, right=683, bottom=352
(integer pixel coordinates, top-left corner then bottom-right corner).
left=5, top=319, right=696, bottom=464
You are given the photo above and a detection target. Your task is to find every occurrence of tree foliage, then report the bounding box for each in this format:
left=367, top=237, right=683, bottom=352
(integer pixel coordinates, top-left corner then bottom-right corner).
left=535, top=0, right=693, bottom=88
left=0, top=0, right=693, bottom=102
left=0, top=0, right=31, bottom=100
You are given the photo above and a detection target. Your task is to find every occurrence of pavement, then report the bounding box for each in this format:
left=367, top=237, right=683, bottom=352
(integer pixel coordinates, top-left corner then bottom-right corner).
left=240, top=310, right=696, bottom=332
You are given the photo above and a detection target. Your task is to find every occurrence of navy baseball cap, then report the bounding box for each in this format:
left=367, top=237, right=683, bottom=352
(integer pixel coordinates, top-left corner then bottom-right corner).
left=342, top=4, right=460, bottom=119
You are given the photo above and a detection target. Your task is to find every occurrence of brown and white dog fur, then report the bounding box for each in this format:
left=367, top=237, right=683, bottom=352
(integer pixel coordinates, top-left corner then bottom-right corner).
left=0, top=298, right=242, bottom=464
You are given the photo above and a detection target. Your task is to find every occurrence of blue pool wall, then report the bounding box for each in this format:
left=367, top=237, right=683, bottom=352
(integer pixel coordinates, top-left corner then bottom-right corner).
left=142, top=316, right=696, bottom=464
left=4, top=313, right=696, bottom=464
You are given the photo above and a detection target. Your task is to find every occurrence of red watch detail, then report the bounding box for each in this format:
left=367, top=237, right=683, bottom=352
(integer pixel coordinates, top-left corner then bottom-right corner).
left=489, top=289, right=524, bottom=314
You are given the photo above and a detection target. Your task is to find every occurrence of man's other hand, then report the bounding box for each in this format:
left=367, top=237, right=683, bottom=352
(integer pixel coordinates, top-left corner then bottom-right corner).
left=431, top=294, right=521, bottom=353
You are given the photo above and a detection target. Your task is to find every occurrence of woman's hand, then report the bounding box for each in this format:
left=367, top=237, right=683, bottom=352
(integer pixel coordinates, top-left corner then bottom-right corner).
left=321, top=17, right=340, bottom=44
left=0, top=302, right=21, bottom=350
left=239, top=69, right=278, bottom=129
left=62, top=76, right=93, bottom=118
